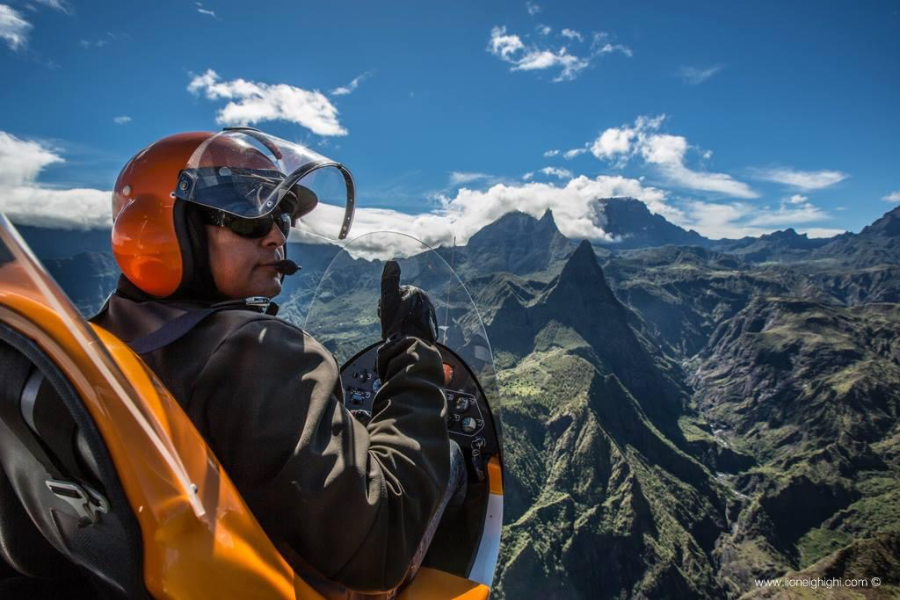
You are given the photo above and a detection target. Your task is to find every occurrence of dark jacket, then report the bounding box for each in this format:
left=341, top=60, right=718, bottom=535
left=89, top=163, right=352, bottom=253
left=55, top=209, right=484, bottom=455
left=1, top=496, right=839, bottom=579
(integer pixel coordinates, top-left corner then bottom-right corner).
left=91, top=286, right=451, bottom=593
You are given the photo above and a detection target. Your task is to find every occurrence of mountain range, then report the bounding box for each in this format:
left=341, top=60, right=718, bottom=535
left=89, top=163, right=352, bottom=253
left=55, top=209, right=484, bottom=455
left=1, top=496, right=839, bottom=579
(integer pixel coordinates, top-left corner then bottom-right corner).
left=12, top=198, right=900, bottom=598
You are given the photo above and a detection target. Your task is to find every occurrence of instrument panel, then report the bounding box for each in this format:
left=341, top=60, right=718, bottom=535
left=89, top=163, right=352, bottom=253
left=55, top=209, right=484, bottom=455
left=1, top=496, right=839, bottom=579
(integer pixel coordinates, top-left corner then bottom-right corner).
left=340, top=342, right=501, bottom=483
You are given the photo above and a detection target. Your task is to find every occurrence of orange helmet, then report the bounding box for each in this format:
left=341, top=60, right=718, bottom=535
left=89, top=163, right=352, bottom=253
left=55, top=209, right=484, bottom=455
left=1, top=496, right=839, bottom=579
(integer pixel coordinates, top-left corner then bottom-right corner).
left=111, top=128, right=355, bottom=299
left=112, top=132, right=209, bottom=298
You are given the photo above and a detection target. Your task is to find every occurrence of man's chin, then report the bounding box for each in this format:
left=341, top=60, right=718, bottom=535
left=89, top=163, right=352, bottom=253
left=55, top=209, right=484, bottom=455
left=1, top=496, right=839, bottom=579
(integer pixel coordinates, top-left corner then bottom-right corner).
left=244, top=278, right=281, bottom=299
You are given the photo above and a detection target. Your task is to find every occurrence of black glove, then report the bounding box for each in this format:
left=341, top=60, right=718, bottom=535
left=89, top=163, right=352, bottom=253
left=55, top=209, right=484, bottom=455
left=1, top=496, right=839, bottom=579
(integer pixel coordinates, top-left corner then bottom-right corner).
left=378, top=260, right=439, bottom=344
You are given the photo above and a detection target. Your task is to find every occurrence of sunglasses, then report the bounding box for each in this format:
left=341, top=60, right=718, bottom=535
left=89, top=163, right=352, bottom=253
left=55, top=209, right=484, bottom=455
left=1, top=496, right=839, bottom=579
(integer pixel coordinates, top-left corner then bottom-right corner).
left=200, top=205, right=295, bottom=239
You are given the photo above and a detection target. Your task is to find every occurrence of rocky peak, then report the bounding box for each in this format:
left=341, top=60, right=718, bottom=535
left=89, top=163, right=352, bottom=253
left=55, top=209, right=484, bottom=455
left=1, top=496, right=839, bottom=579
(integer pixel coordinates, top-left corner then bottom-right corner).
left=861, top=204, right=900, bottom=237
left=538, top=208, right=558, bottom=229
left=461, top=210, right=575, bottom=276
left=559, top=239, right=605, bottom=282
left=594, top=197, right=709, bottom=249
left=467, top=210, right=556, bottom=247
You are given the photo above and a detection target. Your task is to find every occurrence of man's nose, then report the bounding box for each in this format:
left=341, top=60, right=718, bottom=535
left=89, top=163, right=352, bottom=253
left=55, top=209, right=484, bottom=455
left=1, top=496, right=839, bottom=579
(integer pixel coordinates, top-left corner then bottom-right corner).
left=262, top=221, right=287, bottom=247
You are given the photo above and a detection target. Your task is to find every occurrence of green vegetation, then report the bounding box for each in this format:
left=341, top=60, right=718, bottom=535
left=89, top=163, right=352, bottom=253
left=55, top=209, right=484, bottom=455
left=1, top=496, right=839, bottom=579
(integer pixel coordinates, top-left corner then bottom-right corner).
left=482, top=218, right=900, bottom=597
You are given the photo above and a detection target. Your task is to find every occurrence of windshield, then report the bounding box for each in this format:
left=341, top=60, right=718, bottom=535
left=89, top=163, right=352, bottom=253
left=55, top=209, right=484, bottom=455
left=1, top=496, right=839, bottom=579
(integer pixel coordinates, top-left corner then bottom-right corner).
left=303, top=231, right=501, bottom=436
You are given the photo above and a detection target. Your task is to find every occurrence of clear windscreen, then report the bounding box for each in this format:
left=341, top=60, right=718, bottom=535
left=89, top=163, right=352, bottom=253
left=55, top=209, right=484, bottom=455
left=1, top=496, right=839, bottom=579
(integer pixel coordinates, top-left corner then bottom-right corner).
left=303, top=231, right=501, bottom=431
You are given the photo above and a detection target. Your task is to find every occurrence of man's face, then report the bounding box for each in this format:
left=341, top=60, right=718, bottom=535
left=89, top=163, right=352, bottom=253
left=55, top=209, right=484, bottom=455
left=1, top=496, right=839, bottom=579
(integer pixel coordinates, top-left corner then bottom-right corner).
left=206, top=222, right=287, bottom=299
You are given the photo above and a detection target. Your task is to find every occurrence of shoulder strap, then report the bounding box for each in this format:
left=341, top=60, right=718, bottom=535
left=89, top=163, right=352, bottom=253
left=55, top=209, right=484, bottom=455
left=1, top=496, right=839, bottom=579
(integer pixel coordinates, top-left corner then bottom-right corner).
left=126, top=297, right=279, bottom=355
left=127, top=307, right=218, bottom=355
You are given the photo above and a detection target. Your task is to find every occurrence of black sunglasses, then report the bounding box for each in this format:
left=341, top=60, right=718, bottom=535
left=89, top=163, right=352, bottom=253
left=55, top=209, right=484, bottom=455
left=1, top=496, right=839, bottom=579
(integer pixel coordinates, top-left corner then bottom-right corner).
left=199, top=205, right=295, bottom=239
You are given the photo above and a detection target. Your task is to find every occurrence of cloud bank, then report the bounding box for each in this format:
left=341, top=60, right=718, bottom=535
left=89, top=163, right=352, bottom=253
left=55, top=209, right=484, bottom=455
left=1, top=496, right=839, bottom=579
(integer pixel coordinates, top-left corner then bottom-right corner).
left=0, top=130, right=834, bottom=244
left=0, top=131, right=111, bottom=230
left=297, top=175, right=670, bottom=249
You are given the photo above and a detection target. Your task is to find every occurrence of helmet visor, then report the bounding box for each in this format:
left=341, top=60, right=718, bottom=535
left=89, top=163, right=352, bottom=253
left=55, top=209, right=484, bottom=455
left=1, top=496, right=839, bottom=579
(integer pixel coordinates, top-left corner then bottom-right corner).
left=174, top=128, right=355, bottom=240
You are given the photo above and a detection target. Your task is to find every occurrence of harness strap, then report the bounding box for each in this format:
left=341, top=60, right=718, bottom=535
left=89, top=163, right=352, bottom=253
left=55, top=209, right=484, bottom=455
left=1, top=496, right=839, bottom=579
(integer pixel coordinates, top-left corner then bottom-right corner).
left=127, top=308, right=217, bottom=355
left=126, top=298, right=279, bottom=355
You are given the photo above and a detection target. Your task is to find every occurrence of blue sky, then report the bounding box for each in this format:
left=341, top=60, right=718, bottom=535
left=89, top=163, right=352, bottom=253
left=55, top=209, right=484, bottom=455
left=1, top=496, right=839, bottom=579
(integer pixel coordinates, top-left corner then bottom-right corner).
left=0, top=0, right=898, bottom=243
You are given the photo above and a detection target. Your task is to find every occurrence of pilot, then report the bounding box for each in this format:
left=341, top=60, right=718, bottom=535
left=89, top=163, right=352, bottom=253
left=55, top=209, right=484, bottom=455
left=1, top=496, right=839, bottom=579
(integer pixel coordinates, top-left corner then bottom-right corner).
left=91, top=131, right=453, bottom=595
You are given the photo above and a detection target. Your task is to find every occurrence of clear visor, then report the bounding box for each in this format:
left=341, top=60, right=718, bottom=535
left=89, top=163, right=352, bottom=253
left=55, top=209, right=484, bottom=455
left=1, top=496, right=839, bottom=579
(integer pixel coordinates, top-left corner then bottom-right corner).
left=175, top=128, right=355, bottom=240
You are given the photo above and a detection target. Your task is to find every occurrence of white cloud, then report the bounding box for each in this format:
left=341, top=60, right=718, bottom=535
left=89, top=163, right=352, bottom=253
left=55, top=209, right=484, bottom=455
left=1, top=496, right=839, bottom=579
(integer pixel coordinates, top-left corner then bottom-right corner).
left=488, top=26, right=525, bottom=59
left=515, top=48, right=590, bottom=81
left=449, top=171, right=491, bottom=185
left=563, top=147, right=588, bottom=159
left=34, top=0, right=69, bottom=13
left=2, top=186, right=111, bottom=229
left=590, top=32, right=633, bottom=58
left=799, top=228, right=846, bottom=238
left=882, top=191, right=900, bottom=202
left=187, top=69, right=347, bottom=136
left=297, top=174, right=669, bottom=251
left=196, top=2, right=216, bottom=17
left=539, top=166, right=573, bottom=180
left=526, top=1, right=541, bottom=16
left=80, top=32, right=125, bottom=50
left=678, top=64, right=723, bottom=85
left=0, top=5, right=31, bottom=51
left=79, top=38, right=108, bottom=49
left=590, top=126, right=636, bottom=160
left=560, top=28, right=583, bottom=42
left=788, top=194, right=808, bottom=204
left=676, top=201, right=760, bottom=239
left=543, top=149, right=560, bottom=157
left=745, top=201, right=829, bottom=226
left=0, top=131, right=111, bottom=230
left=522, top=172, right=535, bottom=181
left=702, top=150, right=713, bottom=160
left=673, top=197, right=832, bottom=239
left=537, top=24, right=551, bottom=36
left=588, top=115, right=758, bottom=198
left=331, top=71, right=372, bottom=96
left=487, top=26, right=629, bottom=82
left=0, top=131, right=61, bottom=186
left=752, top=167, right=849, bottom=190
left=113, top=115, right=131, bottom=125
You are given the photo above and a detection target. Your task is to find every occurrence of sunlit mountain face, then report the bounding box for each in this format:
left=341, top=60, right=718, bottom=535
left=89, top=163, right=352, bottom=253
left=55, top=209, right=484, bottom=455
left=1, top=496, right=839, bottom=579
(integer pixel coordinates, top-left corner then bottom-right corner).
left=17, top=202, right=900, bottom=598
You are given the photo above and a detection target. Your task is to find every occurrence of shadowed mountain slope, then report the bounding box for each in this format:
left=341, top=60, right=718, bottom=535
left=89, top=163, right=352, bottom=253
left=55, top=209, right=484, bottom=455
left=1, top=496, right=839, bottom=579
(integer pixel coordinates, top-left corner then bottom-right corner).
left=448, top=210, right=577, bottom=278
left=594, top=197, right=709, bottom=250
left=813, top=205, right=900, bottom=266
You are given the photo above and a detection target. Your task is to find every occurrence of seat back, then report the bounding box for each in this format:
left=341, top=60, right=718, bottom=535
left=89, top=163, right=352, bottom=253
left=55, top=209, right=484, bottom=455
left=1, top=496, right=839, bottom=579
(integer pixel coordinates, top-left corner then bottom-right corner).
left=0, top=328, right=149, bottom=598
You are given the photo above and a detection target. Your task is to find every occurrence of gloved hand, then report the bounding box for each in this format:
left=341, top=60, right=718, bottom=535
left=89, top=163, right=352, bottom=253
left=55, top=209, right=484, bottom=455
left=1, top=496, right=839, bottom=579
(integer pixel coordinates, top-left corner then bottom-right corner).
left=378, top=260, right=439, bottom=344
